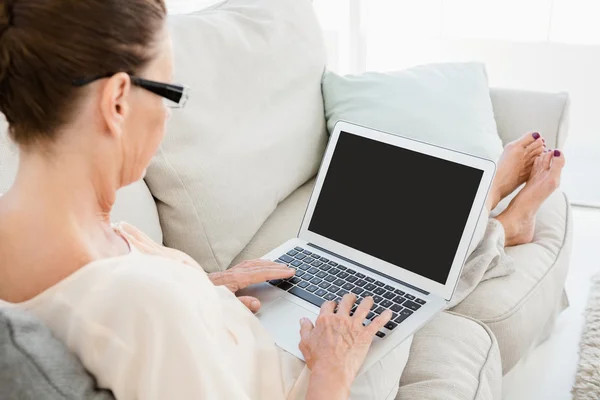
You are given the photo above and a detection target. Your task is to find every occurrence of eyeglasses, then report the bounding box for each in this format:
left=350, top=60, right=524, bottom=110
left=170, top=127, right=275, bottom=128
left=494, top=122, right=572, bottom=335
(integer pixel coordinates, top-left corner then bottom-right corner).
left=72, top=73, right=190, bottom=109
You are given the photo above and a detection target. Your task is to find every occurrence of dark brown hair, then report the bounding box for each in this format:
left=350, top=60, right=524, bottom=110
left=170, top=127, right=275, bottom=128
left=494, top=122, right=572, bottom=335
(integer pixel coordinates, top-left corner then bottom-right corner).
left=0, top=0, right=167, bottom=146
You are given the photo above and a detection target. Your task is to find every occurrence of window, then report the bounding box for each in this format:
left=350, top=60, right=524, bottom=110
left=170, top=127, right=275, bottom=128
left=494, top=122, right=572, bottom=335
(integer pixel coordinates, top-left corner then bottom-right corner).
left=314, top=0, right=600, bottom=206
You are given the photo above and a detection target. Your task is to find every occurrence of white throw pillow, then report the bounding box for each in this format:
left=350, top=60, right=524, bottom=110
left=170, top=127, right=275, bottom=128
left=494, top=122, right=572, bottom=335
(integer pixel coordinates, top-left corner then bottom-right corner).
left=145, top=0, right=328, bottom=272
left=322, top=63, right=504, bottom=161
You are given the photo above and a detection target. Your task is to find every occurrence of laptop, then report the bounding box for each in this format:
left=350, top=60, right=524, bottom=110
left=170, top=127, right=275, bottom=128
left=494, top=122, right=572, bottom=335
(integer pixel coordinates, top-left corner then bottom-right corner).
left=239, top=121, right=495, bottom=373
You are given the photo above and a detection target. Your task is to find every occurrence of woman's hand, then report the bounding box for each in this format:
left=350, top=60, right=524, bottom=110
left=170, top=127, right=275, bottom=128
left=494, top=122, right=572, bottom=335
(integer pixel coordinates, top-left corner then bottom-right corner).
left=117, top=222, right=294, bottom=313
left=300, top=294, right=392, bottom=400
left=208, top=259, right=295, bottom=312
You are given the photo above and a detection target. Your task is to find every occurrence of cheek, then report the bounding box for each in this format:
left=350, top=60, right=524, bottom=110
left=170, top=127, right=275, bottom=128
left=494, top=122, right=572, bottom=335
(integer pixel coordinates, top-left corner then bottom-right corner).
left=140, top=102, right=168, bottom=156
left=126, top=102, right=168, bottom=181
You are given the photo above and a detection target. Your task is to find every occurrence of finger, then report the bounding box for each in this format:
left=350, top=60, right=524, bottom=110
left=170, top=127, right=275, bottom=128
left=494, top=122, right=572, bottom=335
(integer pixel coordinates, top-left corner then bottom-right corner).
left=237, top=262, right=295, bottom=275
left=238, top=296, right=261, bottom=313
left=230, top=259, right=288, bottom=273
left=234, top=268, right=296, bottom=288
left=250, top=263, right=298, bottom=273
left=336, top=293, right=357, bottom=315
left=353, top=296, right=374, bottom=322
left=248, top=259, right=291, bottom=268
left=120, top=231, right=156, bottom=253
left=299, top=317, right=314, bottom=343
left=119, top=222, right=156, bottom=244
left=367, top=310, right=393, bottom=336
left=319, top=300, right=336, bottom=316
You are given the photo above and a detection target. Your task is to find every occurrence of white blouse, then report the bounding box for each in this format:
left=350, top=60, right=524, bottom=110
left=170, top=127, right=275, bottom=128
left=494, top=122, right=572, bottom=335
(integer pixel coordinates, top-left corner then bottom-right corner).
left=0, top=245, right=311, bottom=399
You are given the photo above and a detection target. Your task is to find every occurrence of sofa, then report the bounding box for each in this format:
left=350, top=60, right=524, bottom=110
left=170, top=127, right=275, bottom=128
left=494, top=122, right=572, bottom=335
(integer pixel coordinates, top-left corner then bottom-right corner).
left=0, top=0, right=572, bottom=399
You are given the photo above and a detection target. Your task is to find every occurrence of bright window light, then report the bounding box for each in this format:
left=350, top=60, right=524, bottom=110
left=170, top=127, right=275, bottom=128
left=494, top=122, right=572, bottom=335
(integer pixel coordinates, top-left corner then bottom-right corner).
left=550, top=0, right=600, bottom=45
left=441, top=0, right=552, bottom=42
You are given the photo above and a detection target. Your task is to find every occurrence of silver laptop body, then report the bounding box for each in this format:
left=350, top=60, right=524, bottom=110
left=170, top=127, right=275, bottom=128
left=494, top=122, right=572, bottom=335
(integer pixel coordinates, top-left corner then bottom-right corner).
left=239, top=121, right=495, bottom=373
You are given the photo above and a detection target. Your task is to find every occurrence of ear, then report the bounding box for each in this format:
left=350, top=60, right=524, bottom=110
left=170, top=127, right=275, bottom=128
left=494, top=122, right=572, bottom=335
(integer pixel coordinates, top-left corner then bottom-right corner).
left=99, top=72, right=132, bottom=138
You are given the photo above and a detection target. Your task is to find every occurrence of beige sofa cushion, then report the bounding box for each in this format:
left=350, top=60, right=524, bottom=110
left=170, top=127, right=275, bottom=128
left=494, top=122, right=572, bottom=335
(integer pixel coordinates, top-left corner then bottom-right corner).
left=111, top=181, right=163, bottom=245
left=0, top=118, right=18, bottom=194
left=451, top=190, right=572, bottom=373
left=397, top=311, right=502, bottom=400
left=490, top=88, right=570, bottom=149
left=146, top=0, right=328, bottom=273
left=230, top=178, right=316, bottom=267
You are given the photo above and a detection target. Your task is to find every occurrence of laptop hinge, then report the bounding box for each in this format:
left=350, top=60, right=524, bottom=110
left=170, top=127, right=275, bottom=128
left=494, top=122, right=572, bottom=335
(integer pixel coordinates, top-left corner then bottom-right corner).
left=307, top=243, right=430, bottom=296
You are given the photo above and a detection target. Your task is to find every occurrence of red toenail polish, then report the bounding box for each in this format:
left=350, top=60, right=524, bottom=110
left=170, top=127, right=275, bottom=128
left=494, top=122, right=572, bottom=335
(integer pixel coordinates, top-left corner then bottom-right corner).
left=554, top=150, right=561, bottom=157
left=532, top=132, right=540, bottom=140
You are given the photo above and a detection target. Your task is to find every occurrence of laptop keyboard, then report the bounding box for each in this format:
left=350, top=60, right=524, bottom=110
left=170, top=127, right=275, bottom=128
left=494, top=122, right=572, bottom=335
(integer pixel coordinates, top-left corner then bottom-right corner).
left=268, top=247, right=427, bottom=338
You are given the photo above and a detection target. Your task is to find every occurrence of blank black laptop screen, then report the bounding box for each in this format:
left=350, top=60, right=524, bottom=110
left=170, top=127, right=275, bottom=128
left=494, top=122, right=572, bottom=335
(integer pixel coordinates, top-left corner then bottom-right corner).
left=308, top=131, right=484, bottom=285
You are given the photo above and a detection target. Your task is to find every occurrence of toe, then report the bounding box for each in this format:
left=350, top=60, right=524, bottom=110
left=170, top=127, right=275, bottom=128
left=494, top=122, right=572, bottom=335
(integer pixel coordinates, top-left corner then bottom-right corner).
left=552, top=149, right=566, bottom=169
left=542, top=150, right=554, bottom=170
left=518, top=131, right=541, bottom=147
left=525, top=139, right=544, bottom=157
left=530, top=152, right=544, bottom=177
left=548, top=150, right=565, bottom=188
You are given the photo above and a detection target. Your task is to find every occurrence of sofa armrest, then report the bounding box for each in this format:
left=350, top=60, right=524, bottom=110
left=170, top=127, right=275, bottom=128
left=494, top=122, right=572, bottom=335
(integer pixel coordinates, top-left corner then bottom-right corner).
left=489, top=88, right=570, bottom=149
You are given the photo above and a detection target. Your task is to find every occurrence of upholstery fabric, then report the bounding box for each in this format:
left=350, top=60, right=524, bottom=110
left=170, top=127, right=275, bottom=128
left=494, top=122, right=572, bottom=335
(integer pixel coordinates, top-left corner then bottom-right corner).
left=111, top=181, right=163, bottom=244
left=0, top=308, right=114, bottom=400
left=452, top=190, right=573, bottom=373
left=322, top=63, right=504, bottom=161
left=0, top=117, right=18, bottom=194
left=490, top=88, right=570, bottom=149
left=145, top=0, right=328, bottom=273
left=230, top=178, right=316, bottom=267
left=397, top=312, right=502, bottom=400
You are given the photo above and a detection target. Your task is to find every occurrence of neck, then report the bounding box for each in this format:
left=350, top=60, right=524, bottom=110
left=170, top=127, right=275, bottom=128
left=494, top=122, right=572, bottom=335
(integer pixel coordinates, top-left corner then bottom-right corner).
left=6, top=144, right=128, bottom=262
left=18, top=147, right=113, bottom=219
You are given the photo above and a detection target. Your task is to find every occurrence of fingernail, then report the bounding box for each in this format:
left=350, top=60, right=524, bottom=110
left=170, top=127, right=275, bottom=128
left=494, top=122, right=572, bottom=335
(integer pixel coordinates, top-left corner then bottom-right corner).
left=554, top=150, right=561, bottom=157
left=300, top=317, right=308, bottom=324
left=532, top=132, right=540, bottom=140
left=252, top=300, right=260, bottom=308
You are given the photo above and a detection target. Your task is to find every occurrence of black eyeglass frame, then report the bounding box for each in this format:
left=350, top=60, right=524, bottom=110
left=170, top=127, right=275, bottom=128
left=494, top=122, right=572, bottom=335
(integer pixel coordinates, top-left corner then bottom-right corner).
left=72, top=73, right=189, bottom=108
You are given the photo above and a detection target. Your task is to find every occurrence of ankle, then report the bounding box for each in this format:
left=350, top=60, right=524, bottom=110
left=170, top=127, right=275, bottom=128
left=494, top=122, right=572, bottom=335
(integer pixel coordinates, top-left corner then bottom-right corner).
left=496, top=213, right=521, bottom=247
left=486, top=188, right=501, bottom=212
left=496, top=206, right=535, bottom=247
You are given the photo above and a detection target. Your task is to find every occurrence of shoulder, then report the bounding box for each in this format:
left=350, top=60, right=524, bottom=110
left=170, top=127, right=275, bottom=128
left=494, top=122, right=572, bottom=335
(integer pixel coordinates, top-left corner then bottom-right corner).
left=81, top=253, right=216, bottom=316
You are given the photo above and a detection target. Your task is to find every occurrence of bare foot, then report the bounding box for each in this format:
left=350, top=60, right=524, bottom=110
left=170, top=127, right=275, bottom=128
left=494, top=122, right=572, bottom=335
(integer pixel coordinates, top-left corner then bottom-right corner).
left=496, top=150, right=566, bottom=247
left=487, top=132, right=546, bottom=210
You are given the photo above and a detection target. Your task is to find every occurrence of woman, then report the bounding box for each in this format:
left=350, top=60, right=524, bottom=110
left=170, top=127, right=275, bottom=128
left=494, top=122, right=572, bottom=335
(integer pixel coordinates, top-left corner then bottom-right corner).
left=0, top=0, right=565, bottom=399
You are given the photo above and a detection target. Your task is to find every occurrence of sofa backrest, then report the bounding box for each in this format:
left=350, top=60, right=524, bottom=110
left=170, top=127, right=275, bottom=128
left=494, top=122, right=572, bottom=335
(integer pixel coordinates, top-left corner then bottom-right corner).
left=144, top=0, right=328, bottom=272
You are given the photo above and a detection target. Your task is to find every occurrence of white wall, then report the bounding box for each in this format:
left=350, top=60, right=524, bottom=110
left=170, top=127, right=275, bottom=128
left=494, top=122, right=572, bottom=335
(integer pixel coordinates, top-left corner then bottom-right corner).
left=167, top=0, right=220, bottom=14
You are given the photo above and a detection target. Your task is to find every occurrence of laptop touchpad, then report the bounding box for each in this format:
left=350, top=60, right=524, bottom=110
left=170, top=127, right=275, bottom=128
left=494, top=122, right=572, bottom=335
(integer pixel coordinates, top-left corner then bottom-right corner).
left=257, top=297, right=318, bottom=361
